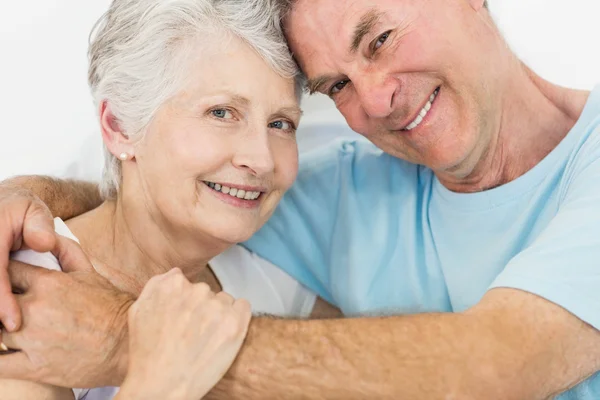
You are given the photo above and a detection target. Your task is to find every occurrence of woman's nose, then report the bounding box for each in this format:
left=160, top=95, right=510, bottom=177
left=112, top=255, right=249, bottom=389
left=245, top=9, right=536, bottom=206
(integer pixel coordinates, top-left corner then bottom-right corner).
left=232, top=127, right=275, bottom=176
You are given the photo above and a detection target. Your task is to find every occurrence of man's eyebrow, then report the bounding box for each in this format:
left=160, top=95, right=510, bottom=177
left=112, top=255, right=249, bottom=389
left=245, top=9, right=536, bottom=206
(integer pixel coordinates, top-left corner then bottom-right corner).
left=305, top=10, right=383, bottom=95
left=350, top=9, right=383, bottom=53
left=306, top=75, right=335, bottom=95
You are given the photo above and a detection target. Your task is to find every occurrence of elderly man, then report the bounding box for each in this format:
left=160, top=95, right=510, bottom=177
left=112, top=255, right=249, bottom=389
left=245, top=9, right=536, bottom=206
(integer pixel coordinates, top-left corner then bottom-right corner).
left=1, top=0, right=599, bottom=398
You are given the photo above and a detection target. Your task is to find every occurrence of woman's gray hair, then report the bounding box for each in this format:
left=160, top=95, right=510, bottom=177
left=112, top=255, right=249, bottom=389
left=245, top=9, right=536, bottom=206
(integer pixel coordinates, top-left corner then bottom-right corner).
left=89, top=0, right=302, bottom=199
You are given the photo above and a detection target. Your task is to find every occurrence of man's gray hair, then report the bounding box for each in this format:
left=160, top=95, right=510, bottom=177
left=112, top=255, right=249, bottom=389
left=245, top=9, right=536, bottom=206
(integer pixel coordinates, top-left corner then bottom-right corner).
left=277, top=0, right=490, bottom=19
left=89, top=0, right=300, bottom=199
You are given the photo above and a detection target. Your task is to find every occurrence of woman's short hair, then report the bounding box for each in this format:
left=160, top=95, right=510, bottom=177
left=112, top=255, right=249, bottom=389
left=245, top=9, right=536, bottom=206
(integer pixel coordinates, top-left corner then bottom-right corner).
left=89, top=0, right=301, bottom=199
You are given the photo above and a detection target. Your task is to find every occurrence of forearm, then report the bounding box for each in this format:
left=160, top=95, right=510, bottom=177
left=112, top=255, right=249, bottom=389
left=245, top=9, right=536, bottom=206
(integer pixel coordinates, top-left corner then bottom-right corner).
left=1, top=175, right=101, bottom=219
left=208, top=292, right=600, bottom=400
left=210, top=314, right=501, bottom=399
left=0, top=380, right=73, bottom=400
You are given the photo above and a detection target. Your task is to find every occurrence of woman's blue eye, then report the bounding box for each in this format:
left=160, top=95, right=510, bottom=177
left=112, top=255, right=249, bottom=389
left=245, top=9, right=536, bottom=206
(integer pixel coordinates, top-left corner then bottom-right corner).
left=269, top=120, right=294, bottom=130
left=330, top=80, right=349, bottom=95
left=212, top=109, right=233, bottom=119
left=374, top=31, right=390, bottom=50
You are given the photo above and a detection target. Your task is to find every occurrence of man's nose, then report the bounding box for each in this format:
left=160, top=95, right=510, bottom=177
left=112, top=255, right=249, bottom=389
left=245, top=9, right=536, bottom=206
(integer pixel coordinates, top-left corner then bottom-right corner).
left=353, top=73, right=398, bottom=119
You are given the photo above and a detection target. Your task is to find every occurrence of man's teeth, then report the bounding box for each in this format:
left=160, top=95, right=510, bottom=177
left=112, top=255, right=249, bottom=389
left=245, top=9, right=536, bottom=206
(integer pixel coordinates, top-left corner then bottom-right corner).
left=205, top=182, right=261, bottom=200
left=404, top=88, right=439, bottom=131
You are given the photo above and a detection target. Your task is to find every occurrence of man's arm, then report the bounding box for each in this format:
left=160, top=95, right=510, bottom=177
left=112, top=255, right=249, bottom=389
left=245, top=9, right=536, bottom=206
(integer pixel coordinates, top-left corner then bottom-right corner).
left=0, top=380, right=73, bottom=400
left=1, top=175, right=101, bottom=220
left=209, top=288, right=600, bottom=400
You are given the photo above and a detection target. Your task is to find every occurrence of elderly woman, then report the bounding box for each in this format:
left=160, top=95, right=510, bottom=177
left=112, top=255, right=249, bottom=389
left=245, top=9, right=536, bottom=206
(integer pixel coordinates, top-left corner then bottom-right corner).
left=0, top=0, right=334, bottom=398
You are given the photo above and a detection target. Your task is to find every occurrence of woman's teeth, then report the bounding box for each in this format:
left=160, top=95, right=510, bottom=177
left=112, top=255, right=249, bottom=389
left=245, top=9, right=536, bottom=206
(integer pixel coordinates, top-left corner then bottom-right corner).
left=204, top=181, right=261, bottom=200
left=404, top=88, right=440, bottom=131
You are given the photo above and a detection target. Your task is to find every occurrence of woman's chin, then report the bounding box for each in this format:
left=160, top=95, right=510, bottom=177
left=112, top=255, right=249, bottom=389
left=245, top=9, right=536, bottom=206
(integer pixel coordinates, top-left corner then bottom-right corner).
left=201, top=225, right=258, bottom=247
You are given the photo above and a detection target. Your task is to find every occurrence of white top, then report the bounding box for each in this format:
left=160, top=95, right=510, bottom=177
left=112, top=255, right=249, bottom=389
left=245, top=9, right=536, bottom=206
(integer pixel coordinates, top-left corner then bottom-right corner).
left=11, top=218, right=316, bottom=400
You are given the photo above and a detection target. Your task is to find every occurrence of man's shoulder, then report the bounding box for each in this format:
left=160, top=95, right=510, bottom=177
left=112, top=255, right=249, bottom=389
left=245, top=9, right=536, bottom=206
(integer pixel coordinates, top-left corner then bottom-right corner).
left=563, top=97, right=600, bottom=178
left=296, top=138, right=423, bottom=192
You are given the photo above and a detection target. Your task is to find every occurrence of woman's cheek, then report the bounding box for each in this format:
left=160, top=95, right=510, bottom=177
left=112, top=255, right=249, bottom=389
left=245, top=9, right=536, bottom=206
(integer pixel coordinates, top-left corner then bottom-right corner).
left=275, top=141, right=299, bottom=189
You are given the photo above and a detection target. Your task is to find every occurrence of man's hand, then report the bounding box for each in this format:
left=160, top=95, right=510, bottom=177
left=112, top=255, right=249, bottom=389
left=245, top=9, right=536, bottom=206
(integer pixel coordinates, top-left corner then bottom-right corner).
left=0, top=236, right=133, bottom=388
left=118, top=269, right=251, bottom=400
left=0, top=185, right=57, bottom=332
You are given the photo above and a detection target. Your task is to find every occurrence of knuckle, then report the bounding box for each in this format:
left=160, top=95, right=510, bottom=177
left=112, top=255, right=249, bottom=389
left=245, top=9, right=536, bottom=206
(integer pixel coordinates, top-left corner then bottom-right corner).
left=128, top=301, right=140, bottom=319
left=195, top=282, right=212, bottom=296
left=236, top=298, right=252, bottom=316
left=163, top=268, right=186, bottom=288
left=145, top=273, right=167, bottom=291
left=207, top=298, right=226, bottom=314
left=170, top=269, right=187, bottom=283
left=220, top=313, right=245, bottom=340
left=28, top=199, right=52, bottom=219
left=217, top=292, right=234, bottom=303
left=1, top=186, right=35, bottom=204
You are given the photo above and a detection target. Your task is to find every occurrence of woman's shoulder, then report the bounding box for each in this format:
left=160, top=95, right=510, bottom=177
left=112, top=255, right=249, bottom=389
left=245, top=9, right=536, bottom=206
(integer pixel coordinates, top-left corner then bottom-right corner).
left=54, top=217, right=81, bottom=244
left=209, top=245, right=316, bottom=318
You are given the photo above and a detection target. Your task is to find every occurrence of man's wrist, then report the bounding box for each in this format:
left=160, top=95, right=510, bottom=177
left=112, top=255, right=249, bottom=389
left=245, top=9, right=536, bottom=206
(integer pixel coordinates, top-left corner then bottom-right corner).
left=107, top=295, right=135, bottom=386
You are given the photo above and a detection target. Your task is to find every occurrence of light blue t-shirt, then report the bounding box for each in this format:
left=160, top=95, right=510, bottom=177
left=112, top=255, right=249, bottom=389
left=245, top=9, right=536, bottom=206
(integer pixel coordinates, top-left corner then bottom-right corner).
left=243, top=86, right=600, bottom=398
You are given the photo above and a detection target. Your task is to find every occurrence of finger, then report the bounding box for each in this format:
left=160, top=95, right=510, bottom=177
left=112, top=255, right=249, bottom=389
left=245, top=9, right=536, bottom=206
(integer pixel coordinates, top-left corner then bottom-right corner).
left=8, top=261, right=50, bottom=293
left=21, top=200, right=56, bottom=253
left=0, top=351, right=34, bottom=380
left=0, top=264, right=19, bottom=332
left=0, top=326, right=5, bottom=351
left=0, top=198, right=54, bottom=332
left=142, top=268, right=183, bottom=292
left=50, top=235, right=94, bottom=274
left=0, top=329, right=21, bottom=351
left=233, top=298, right=252, bottom=324
left=215, top=291, right=235, bottom=306
left=0, top=217, right=26, bottom=331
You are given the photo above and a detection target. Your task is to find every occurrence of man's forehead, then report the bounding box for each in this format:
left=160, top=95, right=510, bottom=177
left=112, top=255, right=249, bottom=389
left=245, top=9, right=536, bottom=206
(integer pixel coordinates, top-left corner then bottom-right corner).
left=290, top=0, right=384, bottom=34
left=287, top=0, right=396, bottom=84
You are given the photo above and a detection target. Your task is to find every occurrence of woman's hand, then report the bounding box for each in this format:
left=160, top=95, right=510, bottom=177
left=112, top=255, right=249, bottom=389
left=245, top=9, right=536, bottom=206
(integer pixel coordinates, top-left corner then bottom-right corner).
left=118, top=268, right=251, bottom=400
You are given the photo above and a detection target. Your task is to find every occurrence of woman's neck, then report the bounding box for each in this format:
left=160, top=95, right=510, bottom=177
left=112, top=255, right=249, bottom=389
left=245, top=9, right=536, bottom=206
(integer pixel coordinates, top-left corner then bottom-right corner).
left=66, top=199, right=227, bottom=296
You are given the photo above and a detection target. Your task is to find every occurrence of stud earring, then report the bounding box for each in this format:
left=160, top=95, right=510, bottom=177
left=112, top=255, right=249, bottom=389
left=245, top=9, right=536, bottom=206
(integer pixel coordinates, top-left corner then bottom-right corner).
left=119, top=152, right=130, bottom=161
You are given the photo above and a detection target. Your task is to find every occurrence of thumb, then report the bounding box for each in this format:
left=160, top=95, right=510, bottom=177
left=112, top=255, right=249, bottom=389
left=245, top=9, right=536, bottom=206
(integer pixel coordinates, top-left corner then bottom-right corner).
left=21, top=200, right=57, bottom=253
left=51, top=235, right=95, bottom=274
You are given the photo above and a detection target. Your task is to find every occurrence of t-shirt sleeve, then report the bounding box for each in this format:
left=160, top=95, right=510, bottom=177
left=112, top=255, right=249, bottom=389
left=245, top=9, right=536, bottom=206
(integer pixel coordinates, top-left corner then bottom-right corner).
left=491, top=127, right=600, bottom=329
left=242, top=139, right=367, bottom=304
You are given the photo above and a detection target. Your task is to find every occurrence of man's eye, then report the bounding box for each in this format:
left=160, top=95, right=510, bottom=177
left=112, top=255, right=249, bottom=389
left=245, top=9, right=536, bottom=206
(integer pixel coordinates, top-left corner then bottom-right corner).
left=330, top=80, right=349, bottom=95
left=374, top=31, right=390, bottom=50
left=269, top=120, right=295, bottom=131
left=211, top=109, right=233, bottom=119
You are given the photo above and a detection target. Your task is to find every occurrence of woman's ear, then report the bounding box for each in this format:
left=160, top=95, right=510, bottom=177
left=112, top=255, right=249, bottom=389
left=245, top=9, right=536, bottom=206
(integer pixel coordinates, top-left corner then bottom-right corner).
left=100, top=101, right=135, bottom=161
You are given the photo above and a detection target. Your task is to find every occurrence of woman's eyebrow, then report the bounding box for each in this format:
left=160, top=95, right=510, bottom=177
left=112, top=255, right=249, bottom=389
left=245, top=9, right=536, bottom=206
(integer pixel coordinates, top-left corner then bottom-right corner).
left=276, top=106, right=303, bottom=119
left=224, top=93, right=252, bottom=107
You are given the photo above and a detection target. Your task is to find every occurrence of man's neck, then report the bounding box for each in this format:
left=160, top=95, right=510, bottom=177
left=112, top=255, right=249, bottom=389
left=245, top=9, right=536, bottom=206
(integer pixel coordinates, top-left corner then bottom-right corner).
left=67, top=197, right=228, bottom=296
left=437, top=65, right=589, bottom=193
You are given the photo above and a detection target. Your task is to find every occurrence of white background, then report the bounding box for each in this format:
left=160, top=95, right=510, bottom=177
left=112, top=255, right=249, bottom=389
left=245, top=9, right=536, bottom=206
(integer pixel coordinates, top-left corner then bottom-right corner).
left=0, top=0, right=598, bottom=180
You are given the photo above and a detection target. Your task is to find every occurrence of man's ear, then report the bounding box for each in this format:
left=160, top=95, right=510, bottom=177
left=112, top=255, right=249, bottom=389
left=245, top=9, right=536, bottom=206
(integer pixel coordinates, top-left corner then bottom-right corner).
left=467, top=0, right=486, bottom=11
left=99, top=101, right=135, bottom=160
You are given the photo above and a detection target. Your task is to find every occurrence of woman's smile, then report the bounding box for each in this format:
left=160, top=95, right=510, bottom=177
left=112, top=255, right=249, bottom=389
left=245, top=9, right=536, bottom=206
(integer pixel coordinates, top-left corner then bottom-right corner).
left=201, top=180, right=265, bottom=209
